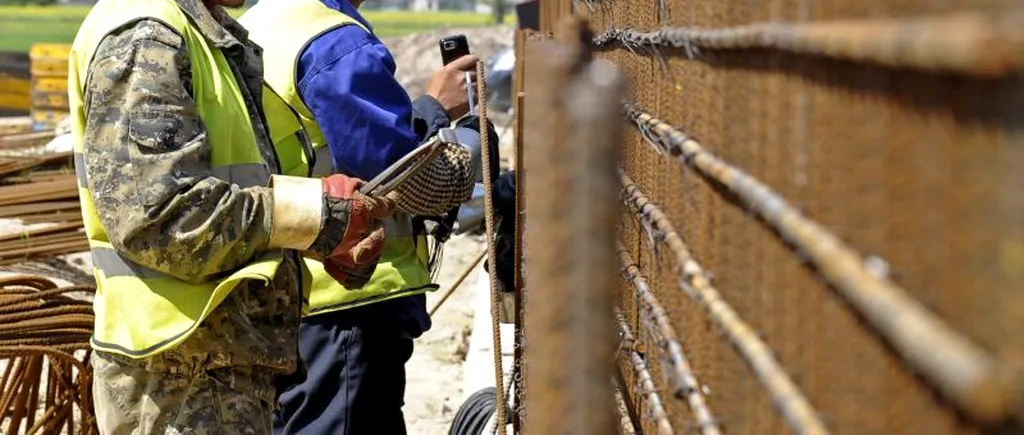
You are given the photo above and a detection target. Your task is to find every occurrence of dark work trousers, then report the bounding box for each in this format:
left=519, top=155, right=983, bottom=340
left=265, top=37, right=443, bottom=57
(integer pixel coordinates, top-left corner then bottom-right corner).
left=273, top=296, right=428, bottom=435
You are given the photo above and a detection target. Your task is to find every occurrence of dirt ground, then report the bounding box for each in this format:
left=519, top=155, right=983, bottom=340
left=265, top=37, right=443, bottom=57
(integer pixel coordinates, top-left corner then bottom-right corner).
left=403, top=233, right=486, bottom=434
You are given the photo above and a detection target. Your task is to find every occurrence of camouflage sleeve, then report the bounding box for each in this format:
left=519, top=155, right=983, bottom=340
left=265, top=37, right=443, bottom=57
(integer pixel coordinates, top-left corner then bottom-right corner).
left=82, top=19, right=274, bottom=283
left=390, top=143, right=475, bottom=217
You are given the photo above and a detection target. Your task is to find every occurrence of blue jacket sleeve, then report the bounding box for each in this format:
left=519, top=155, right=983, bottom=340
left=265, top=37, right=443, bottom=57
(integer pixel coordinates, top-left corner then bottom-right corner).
left=297, top=27, right=423, bottom=180
left=411, top=95, right=451, bottom=142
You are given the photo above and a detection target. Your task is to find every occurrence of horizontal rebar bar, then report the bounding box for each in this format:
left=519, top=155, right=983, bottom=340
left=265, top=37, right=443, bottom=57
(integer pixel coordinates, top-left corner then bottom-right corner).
left=621, top=101, right=1019, bottom=423
left=615, top=309, right=674, bottom=435
left=593, top=10, right=1024, bottom=77
left=616, top=242, right=721, bottom=435
left=619, top=169, right=829, bottom=434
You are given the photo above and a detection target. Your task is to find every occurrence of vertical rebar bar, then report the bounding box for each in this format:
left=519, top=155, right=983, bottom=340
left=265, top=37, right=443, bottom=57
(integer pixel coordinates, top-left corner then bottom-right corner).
left=522, top=15, right=626, bottom=433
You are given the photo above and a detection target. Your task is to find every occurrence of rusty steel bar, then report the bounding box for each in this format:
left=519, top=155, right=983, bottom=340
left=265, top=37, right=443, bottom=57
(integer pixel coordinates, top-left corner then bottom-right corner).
left=0, top=152, right=73, bottom=178
left=522, top=18, right=623, bottom=434
left=616, top=242, right=721, bottom=435
left=616, top=241, right=695, bottom=395
left=592, top=10, right=1024, bottom=77
left=512, top=35, right=527, bottom=435
left=0, top=275, right=97, bottom=435
left=0, top=130, right=56, bottom=150
left=476, top=59, right=508, bottom=435
left=612, top=379, right=638, bottom=435
left=615, top=310, right=674, bottom=435
left=622, top=101, right=1019, bottom=423
left=619, top=170, right=830, bottom=434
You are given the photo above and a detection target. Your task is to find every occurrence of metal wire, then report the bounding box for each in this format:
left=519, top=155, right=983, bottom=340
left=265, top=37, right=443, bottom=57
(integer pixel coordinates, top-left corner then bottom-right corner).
left=592, top=10, right=1024, bottom=77
left=616, top=241, right=721, bottom=435
left=615, top=309, right=674, bottom=435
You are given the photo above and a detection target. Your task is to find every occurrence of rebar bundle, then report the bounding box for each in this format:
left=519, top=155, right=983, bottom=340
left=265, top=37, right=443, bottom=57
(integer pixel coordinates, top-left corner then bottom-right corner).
left=0, top=151, right=87, bottom=265
left=0, top=275, right=97, bottom=435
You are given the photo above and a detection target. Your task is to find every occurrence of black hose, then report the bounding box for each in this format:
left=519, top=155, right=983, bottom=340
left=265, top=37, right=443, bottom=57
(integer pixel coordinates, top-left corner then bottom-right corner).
left=448, top=386, right=511, bottom=435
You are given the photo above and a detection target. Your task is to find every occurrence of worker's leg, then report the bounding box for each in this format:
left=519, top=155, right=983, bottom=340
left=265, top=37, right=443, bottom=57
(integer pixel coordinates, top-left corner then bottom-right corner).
left=273, top=310, right=414, bottom=435
left=92, top=350, right=275, bottom=435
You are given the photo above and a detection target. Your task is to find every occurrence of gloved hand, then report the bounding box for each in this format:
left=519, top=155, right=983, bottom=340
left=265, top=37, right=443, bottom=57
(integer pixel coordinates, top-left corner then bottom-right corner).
left=306, top=174, right=394, bottom=288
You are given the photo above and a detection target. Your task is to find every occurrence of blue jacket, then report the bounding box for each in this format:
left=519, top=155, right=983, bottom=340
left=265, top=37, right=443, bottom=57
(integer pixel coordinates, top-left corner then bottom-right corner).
left=296, top=0, right=450, bottom=336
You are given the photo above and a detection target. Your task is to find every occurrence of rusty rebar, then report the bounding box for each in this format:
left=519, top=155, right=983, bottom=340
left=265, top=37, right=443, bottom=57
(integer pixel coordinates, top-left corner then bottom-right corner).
left=615, top=310, right=674, bottom=435
left=622, top=101, right=1019, bottom=423
left=522, top=17, right=623, bottom=434
left=0, top=276, right=97, bottom=435
left=616, top=242, right=694, bottom=395
left=616, top=242, right=721, bottom=435
left=619, top=169, right=830, bottom=434
left=476, top=58, right=508, bottom=435
left=593, top=10, right=1024, bottom=77
left=612, top=379, right=638, bottom=435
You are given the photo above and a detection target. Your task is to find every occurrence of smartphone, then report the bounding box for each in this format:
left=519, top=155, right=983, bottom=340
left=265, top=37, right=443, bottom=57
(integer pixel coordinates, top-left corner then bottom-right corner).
left=439, top=35, right=471, bottom=66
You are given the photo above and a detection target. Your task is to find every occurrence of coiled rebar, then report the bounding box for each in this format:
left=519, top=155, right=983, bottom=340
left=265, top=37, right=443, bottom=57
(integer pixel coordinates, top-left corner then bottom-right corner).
left=0, top=275, right=97, bottom=435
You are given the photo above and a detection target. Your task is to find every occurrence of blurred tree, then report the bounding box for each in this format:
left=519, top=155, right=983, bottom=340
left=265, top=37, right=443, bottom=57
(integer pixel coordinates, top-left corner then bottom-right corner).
left=492, top=0, right=504, bottom=24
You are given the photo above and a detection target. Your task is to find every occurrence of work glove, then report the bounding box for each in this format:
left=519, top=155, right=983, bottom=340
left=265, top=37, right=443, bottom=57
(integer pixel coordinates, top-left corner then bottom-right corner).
left=268, top=174, right=394, bottom=289
left=309, top=175, right=394, bottom=288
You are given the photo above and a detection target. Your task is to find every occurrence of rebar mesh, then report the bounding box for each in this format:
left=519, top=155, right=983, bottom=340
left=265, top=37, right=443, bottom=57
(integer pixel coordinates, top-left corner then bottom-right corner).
left=517, top=1, right=1024, bottom=433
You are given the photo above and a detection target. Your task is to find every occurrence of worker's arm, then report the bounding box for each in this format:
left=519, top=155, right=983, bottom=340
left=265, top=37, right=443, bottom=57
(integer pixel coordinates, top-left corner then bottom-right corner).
left=80, top=20, right=338, bottom=283
left=410, top=95, right=452, bottom=141
left=297, top=27, right=474, bottom=216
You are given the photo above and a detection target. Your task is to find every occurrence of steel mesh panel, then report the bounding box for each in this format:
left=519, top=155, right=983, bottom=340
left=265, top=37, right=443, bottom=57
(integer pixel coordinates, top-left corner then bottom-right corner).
left=517, top=0, right=1023, bottom=433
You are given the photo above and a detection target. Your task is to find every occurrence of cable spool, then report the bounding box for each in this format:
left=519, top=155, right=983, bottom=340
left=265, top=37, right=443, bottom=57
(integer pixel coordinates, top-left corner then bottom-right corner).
left=448, top=387, right=511, bottom=435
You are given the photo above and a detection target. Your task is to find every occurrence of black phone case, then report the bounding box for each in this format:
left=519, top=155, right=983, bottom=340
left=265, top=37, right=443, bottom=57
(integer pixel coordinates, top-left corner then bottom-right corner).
left=439, top=35, right=470, bottom=65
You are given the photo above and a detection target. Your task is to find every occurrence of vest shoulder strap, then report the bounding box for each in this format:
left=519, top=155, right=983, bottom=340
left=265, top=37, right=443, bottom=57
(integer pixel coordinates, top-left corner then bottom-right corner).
left=239, top=0, right=367, bottom=120
left=71, top=0, right=191, bottom=76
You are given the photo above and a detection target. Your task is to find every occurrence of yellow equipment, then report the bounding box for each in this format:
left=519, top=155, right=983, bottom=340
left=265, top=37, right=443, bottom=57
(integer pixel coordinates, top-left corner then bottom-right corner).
left=29, top=43, right=70, bottom=130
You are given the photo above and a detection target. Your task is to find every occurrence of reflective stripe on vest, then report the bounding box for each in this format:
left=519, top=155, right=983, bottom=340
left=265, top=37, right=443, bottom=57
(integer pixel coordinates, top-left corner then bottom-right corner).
left=69, top=0, right=283, bottom=358
left=239, top=0, right=437, bottom=317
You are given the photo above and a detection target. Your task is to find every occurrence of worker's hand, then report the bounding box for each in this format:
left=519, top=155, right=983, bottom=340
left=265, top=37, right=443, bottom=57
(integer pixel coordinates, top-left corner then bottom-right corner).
left=306, top=174, right=394, bottom=288
left=426, top=54, right=480, bottom=120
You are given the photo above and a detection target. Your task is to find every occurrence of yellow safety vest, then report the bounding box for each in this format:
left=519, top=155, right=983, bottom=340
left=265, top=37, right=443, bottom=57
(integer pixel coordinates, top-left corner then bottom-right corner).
left=69, top=0, right=285, bottom=358
left=239, top=0, right=437, bottom=317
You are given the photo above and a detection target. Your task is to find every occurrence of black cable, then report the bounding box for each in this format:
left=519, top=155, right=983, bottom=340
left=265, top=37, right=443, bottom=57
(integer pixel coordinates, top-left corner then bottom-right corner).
left=448, top=386, right=511, bottom=435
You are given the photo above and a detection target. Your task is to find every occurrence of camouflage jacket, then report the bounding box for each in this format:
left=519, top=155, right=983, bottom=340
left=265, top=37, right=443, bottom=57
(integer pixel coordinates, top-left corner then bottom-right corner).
left=81, top=0, right=300, bottom=400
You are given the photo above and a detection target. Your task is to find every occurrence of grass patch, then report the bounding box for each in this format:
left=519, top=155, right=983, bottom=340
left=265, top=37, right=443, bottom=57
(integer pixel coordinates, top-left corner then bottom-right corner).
left=0, top=5, right=492, bottom=52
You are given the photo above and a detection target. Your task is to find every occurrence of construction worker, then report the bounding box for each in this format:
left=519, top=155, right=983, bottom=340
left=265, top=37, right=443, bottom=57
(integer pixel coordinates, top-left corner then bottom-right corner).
left=238, top=0, right=484, bottom=432
left=67, top=0, right=396, bottom=432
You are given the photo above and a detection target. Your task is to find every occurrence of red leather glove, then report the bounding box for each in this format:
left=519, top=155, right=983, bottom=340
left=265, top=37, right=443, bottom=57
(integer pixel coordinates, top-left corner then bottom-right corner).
left=307, top=174, right=394, bottom=288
